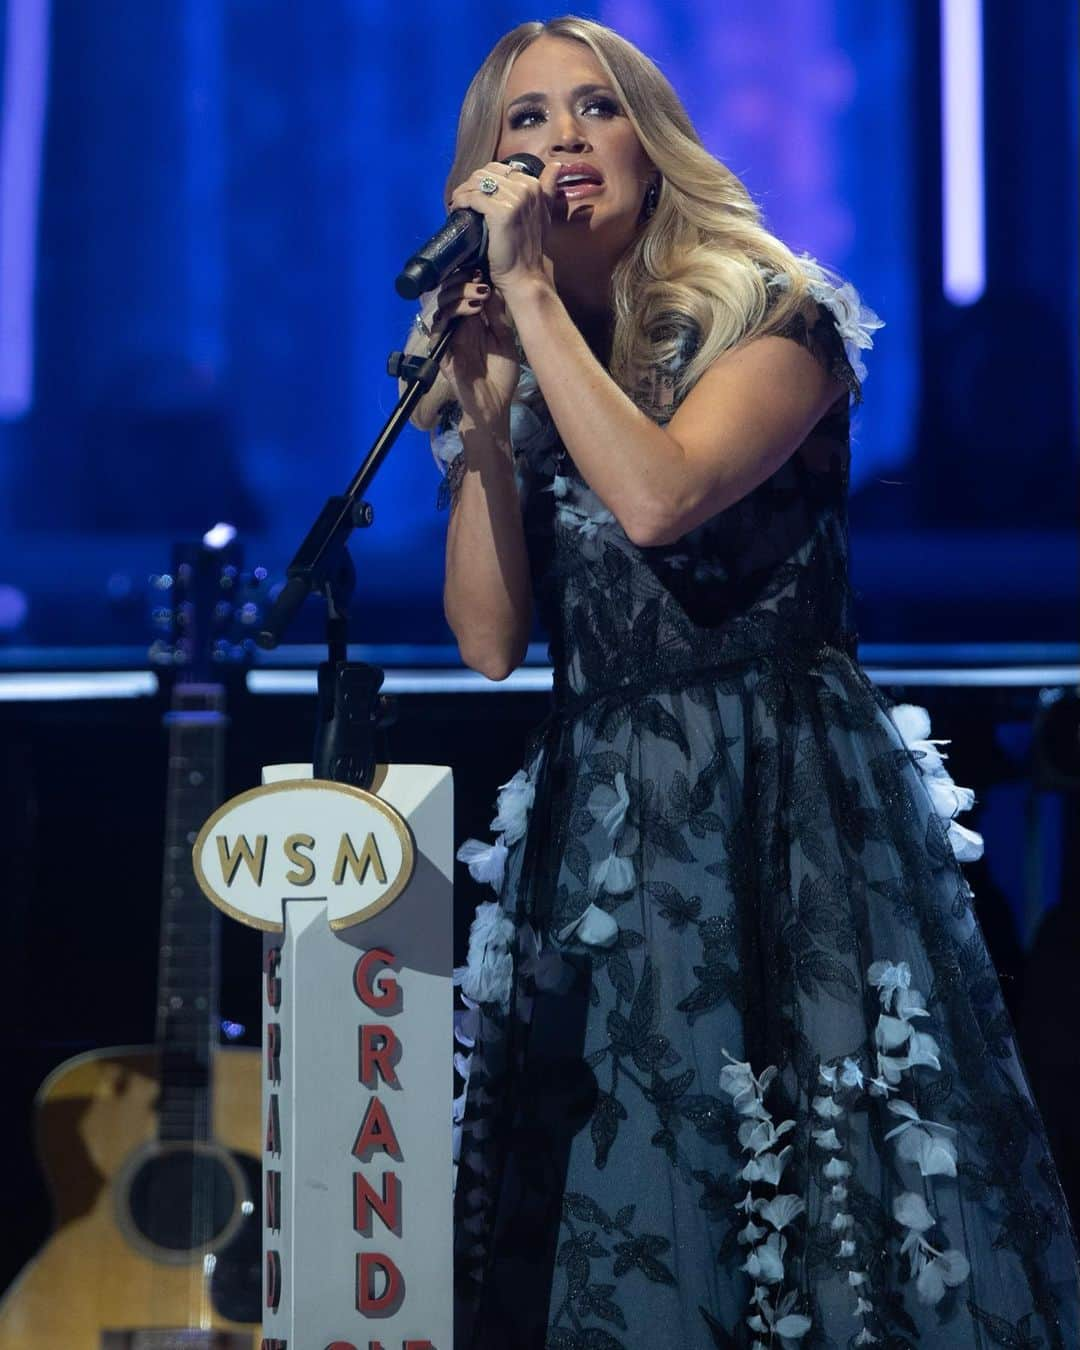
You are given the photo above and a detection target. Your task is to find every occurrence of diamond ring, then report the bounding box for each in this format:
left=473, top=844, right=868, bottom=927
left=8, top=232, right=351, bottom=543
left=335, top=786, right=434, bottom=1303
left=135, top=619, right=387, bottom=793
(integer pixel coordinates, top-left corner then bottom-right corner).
left=478, top=175, right=499, bottom=195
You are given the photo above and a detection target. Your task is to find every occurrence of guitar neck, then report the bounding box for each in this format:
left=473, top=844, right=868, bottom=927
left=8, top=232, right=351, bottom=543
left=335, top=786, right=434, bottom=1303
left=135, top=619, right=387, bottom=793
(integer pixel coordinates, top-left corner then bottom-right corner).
left=156, top=682, right=227, bottom=1143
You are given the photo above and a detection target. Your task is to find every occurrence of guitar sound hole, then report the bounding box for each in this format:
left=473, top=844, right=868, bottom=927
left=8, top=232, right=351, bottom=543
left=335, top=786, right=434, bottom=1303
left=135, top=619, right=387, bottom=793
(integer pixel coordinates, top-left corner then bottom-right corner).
left=126, top=1149, right=238, bottom=1252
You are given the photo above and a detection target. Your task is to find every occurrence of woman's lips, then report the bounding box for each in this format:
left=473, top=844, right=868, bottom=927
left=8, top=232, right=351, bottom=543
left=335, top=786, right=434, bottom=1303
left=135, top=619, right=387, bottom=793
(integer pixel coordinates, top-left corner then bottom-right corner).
left=555, top=162, right=604, bottom=202
left=556, top=181, right=604, bottom=201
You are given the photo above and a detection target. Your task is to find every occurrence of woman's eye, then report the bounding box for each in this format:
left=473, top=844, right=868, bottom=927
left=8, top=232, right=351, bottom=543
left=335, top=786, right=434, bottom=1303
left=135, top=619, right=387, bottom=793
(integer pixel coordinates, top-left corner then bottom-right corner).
left=507, top=96, right=620, bottom=131
left=508, top=105, right=545, bottom=130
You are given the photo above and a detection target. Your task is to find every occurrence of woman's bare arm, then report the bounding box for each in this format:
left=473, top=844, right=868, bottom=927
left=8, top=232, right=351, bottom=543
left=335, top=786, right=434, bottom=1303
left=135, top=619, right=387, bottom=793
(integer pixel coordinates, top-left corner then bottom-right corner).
left=441, top=415, right=532, bottom=680
left=503, top=276, right=845, bottom=547
left=401, top=279, right=533, bottom=679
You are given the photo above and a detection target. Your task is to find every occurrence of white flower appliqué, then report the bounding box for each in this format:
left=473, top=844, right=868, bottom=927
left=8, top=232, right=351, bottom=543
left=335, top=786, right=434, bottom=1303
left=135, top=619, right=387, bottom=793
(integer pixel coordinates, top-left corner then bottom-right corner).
left=555, top=902, right=620, bottom=948
left=453, top=756, right=542, bottom=1009
left=718, top=1051, right=812, bottom=1346
left=798, top=255, right=884, bottom=385
left=451, top=754, right=542, bottom=1191
left=767, top=256, right=884, bottom=387
left=547, top=475, right=616, bottom=539
left=809, top=956, right=971, bottom=1329
left=814, top=1056, right=878, bottom=1342
left=893, top=1191, right=971, bottom=1306
left=451, top=988, right=480, bottom=1191
left=489, top=768, right=535, bottom=846
left=888, top=703, right=984, bottom=867
left=555, top=771, right=631, bottom=951
left=453, top=900, right=514, bottom=1006
left=867, top=959, right=971, bottom=1307
left=588, top=771, right=634, bottom=899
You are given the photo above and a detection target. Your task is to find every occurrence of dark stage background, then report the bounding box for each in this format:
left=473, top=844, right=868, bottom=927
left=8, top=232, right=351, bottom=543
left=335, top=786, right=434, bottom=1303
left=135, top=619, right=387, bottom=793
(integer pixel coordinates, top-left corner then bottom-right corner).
left=0, top=0, right=1075, bottom=645
left=0, top=0, right=1077, bottom=1313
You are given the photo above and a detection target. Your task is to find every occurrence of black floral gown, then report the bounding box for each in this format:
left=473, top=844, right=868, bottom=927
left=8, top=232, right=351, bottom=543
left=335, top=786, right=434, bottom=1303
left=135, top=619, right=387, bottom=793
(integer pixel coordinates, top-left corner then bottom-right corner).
left=436, top=275, right=1080, bottom=1350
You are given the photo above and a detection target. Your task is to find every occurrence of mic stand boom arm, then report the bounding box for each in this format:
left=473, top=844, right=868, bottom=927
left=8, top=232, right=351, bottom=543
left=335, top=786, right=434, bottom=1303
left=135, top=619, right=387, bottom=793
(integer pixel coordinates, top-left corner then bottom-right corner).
left=256, top=321, right=458, bottom=790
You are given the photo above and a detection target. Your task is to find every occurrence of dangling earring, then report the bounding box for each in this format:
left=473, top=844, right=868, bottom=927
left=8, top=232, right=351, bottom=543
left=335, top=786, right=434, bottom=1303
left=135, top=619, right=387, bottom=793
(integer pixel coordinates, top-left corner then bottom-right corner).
left=643, top=178, right=660, bottom=219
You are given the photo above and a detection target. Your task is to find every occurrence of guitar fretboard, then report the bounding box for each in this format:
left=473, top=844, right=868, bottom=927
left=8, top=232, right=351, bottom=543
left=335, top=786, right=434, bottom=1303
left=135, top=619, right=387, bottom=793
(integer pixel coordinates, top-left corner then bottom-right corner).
left=155, top=684, right=226, bottom=1143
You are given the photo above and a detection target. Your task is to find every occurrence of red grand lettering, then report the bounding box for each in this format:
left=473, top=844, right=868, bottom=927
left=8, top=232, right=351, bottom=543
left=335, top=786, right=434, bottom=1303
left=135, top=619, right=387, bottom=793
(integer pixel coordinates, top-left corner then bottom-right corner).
left=265, top=945, right=282, bottom=1010
left=266, top=1022, right=281, bottom=1084
left=353, top=1169, right=401, bottom=1237
left=353, top=948, right=400, bottom=1013
left=355, top=1252, right=404, bottom=1315
left=266, top=1093, right=281, bottom=1155
left=266, top=1249, right=281, bottom=1311
left=352, top=1097, right=402, bottom=1163
left=359, top=1024, right=401, bottom=1089
left=266, top=1168, right=281, bottom=1232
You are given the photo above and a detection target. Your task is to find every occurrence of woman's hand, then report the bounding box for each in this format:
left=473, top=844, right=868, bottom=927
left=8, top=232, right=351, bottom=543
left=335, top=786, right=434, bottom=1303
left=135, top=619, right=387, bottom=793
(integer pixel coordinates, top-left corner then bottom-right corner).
left=428, top=267, right=521, bottom=434
left=448, top=160, right=563, bottom=292
left=418, top=160, right=560, bottom=433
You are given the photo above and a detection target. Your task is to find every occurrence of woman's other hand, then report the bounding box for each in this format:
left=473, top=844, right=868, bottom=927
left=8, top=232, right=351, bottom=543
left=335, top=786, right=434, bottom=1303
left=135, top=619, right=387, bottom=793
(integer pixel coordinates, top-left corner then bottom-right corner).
left=429, top=266, right=521, bottom=434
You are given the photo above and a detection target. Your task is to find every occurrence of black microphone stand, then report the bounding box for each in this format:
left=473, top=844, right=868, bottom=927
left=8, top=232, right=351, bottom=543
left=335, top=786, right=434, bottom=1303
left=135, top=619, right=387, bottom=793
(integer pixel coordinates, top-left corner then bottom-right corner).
left=256, top=319, right=459, bottom=790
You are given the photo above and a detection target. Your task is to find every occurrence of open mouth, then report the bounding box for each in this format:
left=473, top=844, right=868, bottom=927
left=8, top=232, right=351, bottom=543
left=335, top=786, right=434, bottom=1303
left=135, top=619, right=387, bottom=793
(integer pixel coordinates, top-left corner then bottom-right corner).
left=555, top=163, right=604, bottom=200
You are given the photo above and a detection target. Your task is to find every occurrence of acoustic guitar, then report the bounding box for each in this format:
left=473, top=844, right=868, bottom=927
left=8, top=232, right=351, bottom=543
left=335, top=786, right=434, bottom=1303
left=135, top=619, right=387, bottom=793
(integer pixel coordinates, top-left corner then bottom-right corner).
left=0, top=535, right=265, bottom=1350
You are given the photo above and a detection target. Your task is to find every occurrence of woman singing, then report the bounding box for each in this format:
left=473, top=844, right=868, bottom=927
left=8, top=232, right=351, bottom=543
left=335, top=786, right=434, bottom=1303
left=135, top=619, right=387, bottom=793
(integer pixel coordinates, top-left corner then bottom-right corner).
left=402, top=16, right=1080, bottom=1348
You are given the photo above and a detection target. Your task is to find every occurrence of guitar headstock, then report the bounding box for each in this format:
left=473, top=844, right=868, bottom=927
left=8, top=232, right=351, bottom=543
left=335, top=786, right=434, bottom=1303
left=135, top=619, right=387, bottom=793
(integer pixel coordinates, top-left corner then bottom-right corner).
left=148, top=524, right=270, bottom=681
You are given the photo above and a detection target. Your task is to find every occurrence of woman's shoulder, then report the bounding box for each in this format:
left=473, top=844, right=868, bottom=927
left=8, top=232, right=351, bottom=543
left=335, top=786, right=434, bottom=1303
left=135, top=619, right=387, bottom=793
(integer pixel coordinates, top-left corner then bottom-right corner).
left=758, top=259, right=885, bottom=406
left=639, top=256, right=883, bottom=420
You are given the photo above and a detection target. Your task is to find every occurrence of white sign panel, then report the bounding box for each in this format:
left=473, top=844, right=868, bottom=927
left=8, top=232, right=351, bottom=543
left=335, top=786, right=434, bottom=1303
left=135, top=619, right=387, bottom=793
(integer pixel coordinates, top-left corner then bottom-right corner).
left=196, top=764, right=454, bottom=1350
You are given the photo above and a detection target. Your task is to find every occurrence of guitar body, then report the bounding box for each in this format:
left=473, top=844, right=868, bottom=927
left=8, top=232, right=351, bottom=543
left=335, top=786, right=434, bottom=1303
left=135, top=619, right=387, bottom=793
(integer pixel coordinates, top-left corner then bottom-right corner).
left=0, top=1045, right=261, bottom=1350
left=1, top=540, right=273, bottom=1348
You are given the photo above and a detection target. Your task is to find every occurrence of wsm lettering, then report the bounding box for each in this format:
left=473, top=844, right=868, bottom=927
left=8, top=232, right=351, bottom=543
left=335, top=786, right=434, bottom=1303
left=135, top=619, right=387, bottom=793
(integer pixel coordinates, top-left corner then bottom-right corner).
left=215, top=832, right=388, bottom=887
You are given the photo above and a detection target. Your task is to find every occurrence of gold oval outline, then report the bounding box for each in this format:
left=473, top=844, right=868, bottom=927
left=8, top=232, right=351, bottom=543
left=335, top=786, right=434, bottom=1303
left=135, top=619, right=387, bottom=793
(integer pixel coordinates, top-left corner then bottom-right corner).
left=191, top=777, right=416, bottom=933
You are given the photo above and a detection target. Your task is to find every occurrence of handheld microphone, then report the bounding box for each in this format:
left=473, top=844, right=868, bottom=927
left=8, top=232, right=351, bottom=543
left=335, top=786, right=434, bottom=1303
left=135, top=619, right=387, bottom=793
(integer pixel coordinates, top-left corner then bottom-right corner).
left=395, top=152, right=545, bottom=300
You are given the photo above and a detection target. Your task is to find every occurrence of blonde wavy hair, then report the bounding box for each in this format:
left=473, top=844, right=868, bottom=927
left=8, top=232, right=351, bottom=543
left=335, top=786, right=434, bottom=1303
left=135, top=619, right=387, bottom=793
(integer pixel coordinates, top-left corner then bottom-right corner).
left=447, top=15, right=842, bottom=410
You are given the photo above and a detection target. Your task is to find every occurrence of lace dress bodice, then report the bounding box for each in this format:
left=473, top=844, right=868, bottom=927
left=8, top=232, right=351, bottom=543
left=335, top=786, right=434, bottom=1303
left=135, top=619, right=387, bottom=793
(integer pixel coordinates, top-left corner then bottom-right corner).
left=432, top=268, right=876, bottom=702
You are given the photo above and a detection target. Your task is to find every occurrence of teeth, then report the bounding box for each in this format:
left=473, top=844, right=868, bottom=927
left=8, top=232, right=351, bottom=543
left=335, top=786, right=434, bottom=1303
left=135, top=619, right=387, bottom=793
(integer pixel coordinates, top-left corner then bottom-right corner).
left=559, top=175, right=597, bottom=186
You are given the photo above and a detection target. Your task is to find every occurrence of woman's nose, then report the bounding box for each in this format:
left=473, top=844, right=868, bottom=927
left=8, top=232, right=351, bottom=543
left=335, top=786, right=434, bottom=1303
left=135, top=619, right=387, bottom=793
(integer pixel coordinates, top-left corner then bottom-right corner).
left=550, top=123, right=591, bottom=156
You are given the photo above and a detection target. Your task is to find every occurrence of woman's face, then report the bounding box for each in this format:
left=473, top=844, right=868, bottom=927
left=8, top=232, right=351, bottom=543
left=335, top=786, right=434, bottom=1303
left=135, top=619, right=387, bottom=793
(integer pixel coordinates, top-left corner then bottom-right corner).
left=495, top=35, right=655, bottom=275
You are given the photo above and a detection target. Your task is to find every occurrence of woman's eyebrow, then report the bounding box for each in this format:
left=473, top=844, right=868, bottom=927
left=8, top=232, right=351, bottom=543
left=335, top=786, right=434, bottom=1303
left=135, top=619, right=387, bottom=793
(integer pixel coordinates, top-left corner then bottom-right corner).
left=505, top=82, right=613, bottom=112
